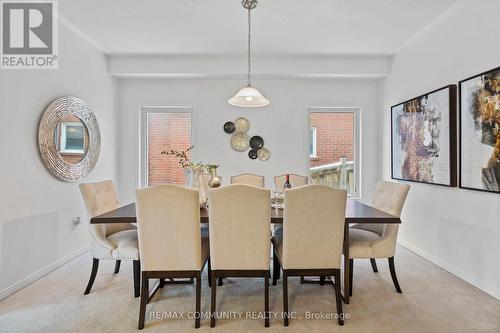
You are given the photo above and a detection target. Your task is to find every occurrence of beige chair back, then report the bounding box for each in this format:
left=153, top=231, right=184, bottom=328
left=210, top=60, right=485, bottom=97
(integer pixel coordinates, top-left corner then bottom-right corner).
left=282, top=185, right=346, bottom=269
left=274, top=174, right=308, bottom=190
left=230, top=173, right=265, bottom=188
left=79, top=181, right=135, bottom=257
left=135, top=185, right=202, bottom=271
left=208, top=185, right=271, bottom=270
left=352, top=181, right=411, bottom=234
left=372, top=181, right=410, bottom=218
left=372, top=180, right=410, bottom=244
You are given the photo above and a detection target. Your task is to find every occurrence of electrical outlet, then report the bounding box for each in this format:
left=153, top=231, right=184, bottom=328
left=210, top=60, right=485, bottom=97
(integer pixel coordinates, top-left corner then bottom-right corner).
left=73, top=216, right=81, bottom=230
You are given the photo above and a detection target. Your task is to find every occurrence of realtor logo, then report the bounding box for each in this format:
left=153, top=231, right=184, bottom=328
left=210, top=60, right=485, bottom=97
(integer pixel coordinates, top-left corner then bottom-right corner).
left=1, top=0, right=58, bottom=69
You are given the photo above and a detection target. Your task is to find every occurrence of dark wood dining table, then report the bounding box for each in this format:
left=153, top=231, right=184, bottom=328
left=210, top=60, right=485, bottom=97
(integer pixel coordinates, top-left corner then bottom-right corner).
left=91, top=199, right=400, bottom=304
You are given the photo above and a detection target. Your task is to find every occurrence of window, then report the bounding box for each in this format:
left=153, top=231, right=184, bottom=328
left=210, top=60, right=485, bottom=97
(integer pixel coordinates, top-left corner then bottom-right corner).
left=141, top=107, right=193, bottom=187
left=308, top=108, right=360, bottom=197
left=59, top=122, right=85, bottom=154
left=309, top=127, right=317, bottom=157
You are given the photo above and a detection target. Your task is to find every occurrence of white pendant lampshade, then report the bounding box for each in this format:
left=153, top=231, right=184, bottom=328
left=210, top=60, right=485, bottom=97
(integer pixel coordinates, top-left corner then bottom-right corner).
left=228, top=0, right=270, bottom=108
left=228, top=86, right=270, bottom=107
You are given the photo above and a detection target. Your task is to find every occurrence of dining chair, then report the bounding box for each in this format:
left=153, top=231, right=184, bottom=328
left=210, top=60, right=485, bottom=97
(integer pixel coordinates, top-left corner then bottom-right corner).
left=274, top=173, right=308, bottom=190
left=230, top=173, right=265, bottom=188
left=273, top=174, right=309, bottom=282
left=207, top=184, right=271, bottom=327
left=348, top=180, right=410, bottom=295
left=220, top=174, right=265, bottom=286
left=135, top=185, right=209, bottom=330
left=272, top=185, right=346, bottom=326
left=272, top=174, right=308, bottom=237
left=79, top=180, right=140, bottom=297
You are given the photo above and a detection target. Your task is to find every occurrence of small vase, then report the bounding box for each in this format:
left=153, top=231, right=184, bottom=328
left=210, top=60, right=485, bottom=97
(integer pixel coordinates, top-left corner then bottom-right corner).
left=185, top=167, right=207, bottom=207
left=208, top=165, right=222, bottom=188
left=185, top=167, right=201, bottom=189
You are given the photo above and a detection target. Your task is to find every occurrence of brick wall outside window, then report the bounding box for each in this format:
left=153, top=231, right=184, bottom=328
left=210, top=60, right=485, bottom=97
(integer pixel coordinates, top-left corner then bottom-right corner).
left=147, top=112, right=192, bottom=186
left=309, top=112, right=354, bottom=168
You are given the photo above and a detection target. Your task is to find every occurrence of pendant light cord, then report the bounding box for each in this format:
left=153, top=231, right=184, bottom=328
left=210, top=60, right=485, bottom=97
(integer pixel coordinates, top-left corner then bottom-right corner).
left=247, top=8, right=252, bottom=87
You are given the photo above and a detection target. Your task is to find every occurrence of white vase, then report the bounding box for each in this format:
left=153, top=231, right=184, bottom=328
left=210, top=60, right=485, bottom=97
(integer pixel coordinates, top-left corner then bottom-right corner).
left=185, top=167, right=207, bottom=207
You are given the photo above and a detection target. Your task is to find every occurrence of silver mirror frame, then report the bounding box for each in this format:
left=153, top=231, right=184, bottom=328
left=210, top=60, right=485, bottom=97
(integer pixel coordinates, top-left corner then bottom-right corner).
left=38, top=96, right=101, bottom=182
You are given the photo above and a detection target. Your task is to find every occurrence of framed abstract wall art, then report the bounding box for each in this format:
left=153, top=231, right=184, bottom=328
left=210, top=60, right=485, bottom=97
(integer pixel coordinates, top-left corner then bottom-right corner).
left=391, top=85, right=457, bottom=186
left=459, top=66, right=500, bottom=193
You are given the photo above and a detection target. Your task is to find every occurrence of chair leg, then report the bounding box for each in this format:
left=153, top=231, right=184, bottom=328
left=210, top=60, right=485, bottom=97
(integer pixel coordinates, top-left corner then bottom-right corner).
left=300, top=276, right=305, bottom=284
left=84, top=258, right=99, bottom=295
left=388, top=257, right=402, bottom=293
left=133, top=260, right=141, bottom=298
left=114, top=260, right=121, bottom=274
left=210, top=271, right=217, bottom=327
left=334, top=270, right=344, bottom=326
left=349, top=259, right=353, bottom=296
left=320, top=276, right=325, bottom=286
left=218, top=277, right=223, bottom=286
left=264, top=273, right=270, bottom=327
left=272, top=251, right=279, bottom=286
left=370, top=258, right=378, bottom=273
left=283, top=271, right=289, bottom=326
left=138, top=273, right=149, bottom=330
left=195, top=272, right=201, bottom=329
left=207, top=259, right=212, bottom=287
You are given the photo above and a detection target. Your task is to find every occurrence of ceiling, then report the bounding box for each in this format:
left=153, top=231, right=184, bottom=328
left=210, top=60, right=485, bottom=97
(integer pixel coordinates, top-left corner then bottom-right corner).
left=59, top=0, right=458, bottom=55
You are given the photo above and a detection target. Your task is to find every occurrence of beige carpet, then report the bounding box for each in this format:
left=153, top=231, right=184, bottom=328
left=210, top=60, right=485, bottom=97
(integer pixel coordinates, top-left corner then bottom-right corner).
left=1, top=245, right=499, bottom=333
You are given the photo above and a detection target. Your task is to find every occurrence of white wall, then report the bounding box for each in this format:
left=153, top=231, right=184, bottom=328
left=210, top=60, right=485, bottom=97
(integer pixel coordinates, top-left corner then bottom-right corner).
left=0, top=24, right=116, bottom=296
left=117, top=78, right=381, bottom=204
left=381, top=0, right=500, bottom=299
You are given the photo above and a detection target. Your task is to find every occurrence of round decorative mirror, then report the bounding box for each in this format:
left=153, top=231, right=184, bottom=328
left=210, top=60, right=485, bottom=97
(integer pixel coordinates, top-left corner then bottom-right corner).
left=38, top=96, right=100, bottom=181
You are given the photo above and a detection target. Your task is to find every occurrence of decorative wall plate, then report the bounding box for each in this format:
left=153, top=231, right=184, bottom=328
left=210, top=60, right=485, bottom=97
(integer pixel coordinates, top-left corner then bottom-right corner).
left=223, top=121, right=235, bottom=134
left=231, top=132, right=250, bottom=152
left=234, top=117, right=250, bottom=133
left=250, top=135, right=264, bottom=150
left=248, top=149, right=258, bottom=159
left=257, top=148, right=270, bottom=161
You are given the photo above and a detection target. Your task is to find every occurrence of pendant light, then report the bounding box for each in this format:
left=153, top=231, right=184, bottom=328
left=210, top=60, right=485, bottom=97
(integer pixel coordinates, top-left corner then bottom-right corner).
left=228, top=0, right=270, bottom=108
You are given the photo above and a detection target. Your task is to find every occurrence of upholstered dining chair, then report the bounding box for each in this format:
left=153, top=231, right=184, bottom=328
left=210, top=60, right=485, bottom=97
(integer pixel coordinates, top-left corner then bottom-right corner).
left=208, top=184, right=271, bottom=327
left=272, top=185, right=347, bottom=326
left=274, top=173, right=308, bottom=190
left=273, top=175, right=309, bottom=283
left=272, top=174, right=308, bottom=239
left=348, top=180, right=410, bottom=295
left=135, top=185, right=209, bottom=330
left=79, top=181, right=140, bottom=297
left=219, top=174, right=265, bottom=286
left=230, top=173, right=265, bottom=188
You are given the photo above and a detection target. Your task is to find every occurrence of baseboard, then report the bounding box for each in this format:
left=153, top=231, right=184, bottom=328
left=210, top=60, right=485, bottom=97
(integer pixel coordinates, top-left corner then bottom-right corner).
left=0, top=245, right=90, bottom=301
left=398, top=239, right=500, bottom=300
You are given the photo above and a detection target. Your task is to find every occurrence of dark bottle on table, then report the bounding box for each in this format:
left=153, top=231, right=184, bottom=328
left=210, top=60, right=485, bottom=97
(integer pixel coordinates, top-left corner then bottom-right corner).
left=284, top=174, right=292, bottom=189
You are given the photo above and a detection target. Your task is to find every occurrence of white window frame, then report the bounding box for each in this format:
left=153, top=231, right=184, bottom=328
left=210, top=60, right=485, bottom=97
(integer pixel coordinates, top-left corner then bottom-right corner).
left=59, top=122, right=85, bottom=154
left=139, top=106, right=196, bottom=188
left=309, top=127, right=317, bottom=158
left=307, top=107, right=361, bottom=198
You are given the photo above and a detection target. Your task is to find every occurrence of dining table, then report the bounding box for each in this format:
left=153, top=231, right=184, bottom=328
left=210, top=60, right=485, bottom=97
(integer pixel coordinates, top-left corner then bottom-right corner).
left=91, top=199, right=400, bottom=304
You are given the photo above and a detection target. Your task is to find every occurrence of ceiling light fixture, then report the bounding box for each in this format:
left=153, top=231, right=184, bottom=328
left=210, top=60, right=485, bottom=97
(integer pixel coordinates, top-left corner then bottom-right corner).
left=228, top=0, right=270, bottom=108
